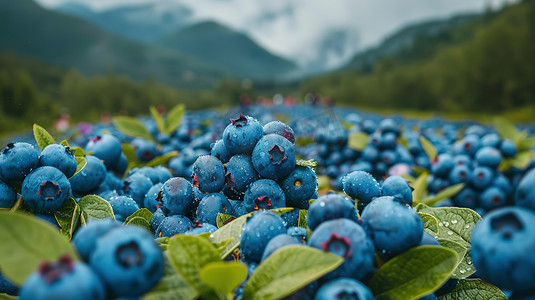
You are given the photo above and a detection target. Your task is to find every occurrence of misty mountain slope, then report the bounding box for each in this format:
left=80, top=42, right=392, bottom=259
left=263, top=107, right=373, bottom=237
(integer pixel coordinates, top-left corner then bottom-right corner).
left=158, top=21, right=296, bottom=78
left=57, top=2, right=193, bottom=43
left=0, top=0, right=229, bottom=88
left=342, top=13, right=480, bottom=72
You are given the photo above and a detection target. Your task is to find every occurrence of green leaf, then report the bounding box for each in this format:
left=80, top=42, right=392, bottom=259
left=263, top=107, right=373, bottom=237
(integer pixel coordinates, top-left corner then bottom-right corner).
left=54, top=197, right=81, bottom=240
left=121, top=143, right=140, bottom=165
left=419, top=212, right=439, bottom=236
left=165, top=104, right=186, bottom=134
left=156, top=237, right=170, bottom=250
left=70, top=146, right=86, bottom=157
left=243, top=245, right=344, bottom=300
left=150, top=106, right=166, bottom=134
left=59, top=140, right=69, bottom=147
left=494, top=117, right=520, bottom=143
left=270, top=207, right=295, bottom=215
left=216, top=213, right=236, bottom=229
left=437, top=239, right=472, bottom=279
left=112, top=116, right=154, bottom=142
left=517, top=136, right=535, bottom=152
left=423, top=184, right=465, bottom=207
left=420, top=136, right=437, bottom=163
left=294, top=137, right=315, bottom=147
left=438, top=279, right=507, bottom=300
left=32, top=124, right=56, bottom=151
left=167, top=235, right=221, bottom=298
left=0, top=293, right=17, bottom=300
left=199, top=262, right=247, bottom=296
left=412, top=173, right=429, bottom=205
left=125, top=216, right=152, bottom=231
left=9, top=195, right=23, bottom=212
left=78, top=195, right=115, bottom=220
left=145, top=151, right=179, bottom=167
left=298, top=209, right=308, bottom=228
left=317, top=175, right=331, bottom=192
left=211, top=238, right=234, bottom=255
left=510, top=150, right=534, bottom=170
left=419, top=207, right=481, bottom=246
left=296, top=159, right=318, bottom=168
left=125, top=208, right=153, bottom=224
left=210, top=213, right=251, bottom=258
left=143, top=252, right=199, bottom=300
left=369, top=246, right=458, bottom=300
left=0, top=211, right=78, bottom=285
left=70, top=156, right=86, bottom=179
left=348, top=132, right=369, bottom=151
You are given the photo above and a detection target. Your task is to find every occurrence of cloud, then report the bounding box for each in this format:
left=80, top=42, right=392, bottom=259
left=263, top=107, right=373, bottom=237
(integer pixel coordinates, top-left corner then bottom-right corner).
left=36, top=0, right=513, bottom=68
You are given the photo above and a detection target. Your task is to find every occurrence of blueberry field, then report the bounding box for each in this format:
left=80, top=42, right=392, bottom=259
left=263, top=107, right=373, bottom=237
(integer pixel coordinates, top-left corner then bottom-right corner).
left=1, top=102, right=534, bottom=300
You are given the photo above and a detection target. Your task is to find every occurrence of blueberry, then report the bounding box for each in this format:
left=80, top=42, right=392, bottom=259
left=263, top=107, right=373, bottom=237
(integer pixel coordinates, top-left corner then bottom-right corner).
left=150, top=208, right=166, bottom=232
left=361, top=196, right=423, bottom=257
left=223, top=114, right=264, bottom=155
left=479, top=186, right=506, bottom=210
left=314, top=278, right=374, bottom=300
left=155, top=215, right=192, bottom=238
left=72, top=218, right=122, bottom=262
left=131, top=138, right=158, bottom=162
left=515, top=168, right=535, bottom=211
left=191, top=155, right=226, bottom=193
left=210, top=139, right=233, bottom=164
left=501, top=139, right=517, bottom=158
left=144, top=182, right=163, bottom=213
left=225, top=154, right=260, bottom=194
left=0, top=178, right=17, bottom=208
left=280, top=166, right=318, bottom=209
left=69, top=155, right=106, bottom=195
left=114, top=153, right=128, bottom=175
left=307, top=193, right=357, bottom=231
left=470, top=166, right=494, bottom=190
left=419, top=232, right=441, bottom=246
left=108, top=195, right=139, bottom=222
left=481, top=133, right=502, bottom=148
left=95, top=170, right=124, bottom=193
left=0, top=142, right=39, bottom=182
left=243, top=179, right=286, bottom=212
left=123, top=173, right=154, bottom=208
left=308, top=219, right=375, bottom=280
left=252, top=134, right=296, bottom=180
left=342, top=171, right=381, bottom=203
left=461, top=134, right=481, bottom=157
left=263, top=121, right=295, bottom=144
left=448, top=165, right=472, bottom=184
left=431, top=153, right=455, bottom=178
left=185, top=221, right=218, bottom=235
left=20, top=254, right=106, bottom=300
left=38, top=144, right=77, bottom=178
left=381, top=175, right=413, bottom=206
left=475, top=146, right=502, bottom=170
left=158, top=177, right=194, bottom=216
left=261, top=234, right=300, bottom=261
left=85, top=134, right=122, bottom=170
left=22, top=166, right=72, bottom=214
left=34, top=212, right=60, bottom=228
left=196, top=193, right=234, bottom=226
left=240, top=210, right=287, bottom=262
left=471, top=207, right=535, bottom=291
left=287, top=226, right=308, bottom=243
left=90, top=226, right=164, bottom=297
left=128, top=167, right=160, bottom=185
left=281, top=208, right=300, bottom=228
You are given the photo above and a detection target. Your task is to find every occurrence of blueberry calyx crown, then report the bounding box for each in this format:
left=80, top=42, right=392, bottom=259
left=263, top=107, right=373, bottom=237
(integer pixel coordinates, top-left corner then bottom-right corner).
left=490, top=212, right=523, bottom=240
left=155, top=191, right=163, bottom=208
left=335, top=290, right=359, bottom=300
left=268, top=145, right=287, bottom=165
left=254, top=196, right=272, bottom=211
left=192, top=174, right=199, bottom=188
left=225, top=172, right=236, bottom=188
left=230, top=113, right=248, bottom=127
left=64, top=146, right=75, bottom=156
left=115, top=241, right=143, bottom=268
left=2, top=143, right=15, bottom=154
left=321, top=233, right=353, bottom=258
left=38, top=253, right=74, bottom=283
left=91, top=136, right=102, bottom=143
left=188, top=221, right=203, bottom=230
left=37, top=181, right=61, bottom=200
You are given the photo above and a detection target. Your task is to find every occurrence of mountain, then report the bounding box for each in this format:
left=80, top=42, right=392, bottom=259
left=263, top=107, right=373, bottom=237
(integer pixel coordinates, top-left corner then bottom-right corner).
left=57, top=1, right=193, bottom=43
left=158, top=21, right=296, bottom=78
left=301, top=0, right=534, bottom=114
left=342, top=13, right=480, bottom=72
left=0, top=0, right=227, bottom=89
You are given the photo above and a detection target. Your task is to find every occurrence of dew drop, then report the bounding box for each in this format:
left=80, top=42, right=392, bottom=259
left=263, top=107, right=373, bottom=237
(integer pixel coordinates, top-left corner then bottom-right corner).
left=447, top=231, right=453, bottom=236
left=451, top=220, right=458, bottom=224
left=439, top=222, right=443, bottom=227
left=444, top=222, right=449, bottom=227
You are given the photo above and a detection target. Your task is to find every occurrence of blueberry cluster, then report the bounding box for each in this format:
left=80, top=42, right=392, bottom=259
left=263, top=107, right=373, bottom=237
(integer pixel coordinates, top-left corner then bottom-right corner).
left=19, top=220, right=164, bottom=299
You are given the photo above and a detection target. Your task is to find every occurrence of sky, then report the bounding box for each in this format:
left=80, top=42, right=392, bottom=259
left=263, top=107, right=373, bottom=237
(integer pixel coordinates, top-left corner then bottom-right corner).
left=35, top=0, right=514, bottom=69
